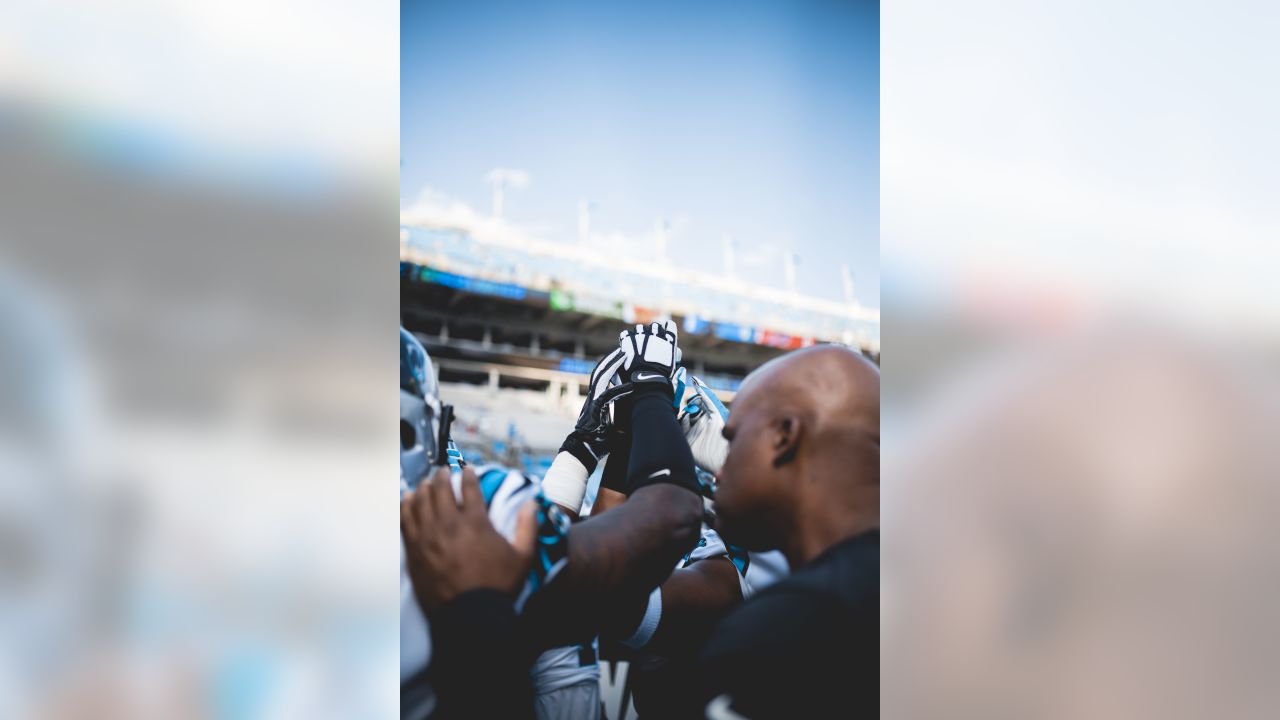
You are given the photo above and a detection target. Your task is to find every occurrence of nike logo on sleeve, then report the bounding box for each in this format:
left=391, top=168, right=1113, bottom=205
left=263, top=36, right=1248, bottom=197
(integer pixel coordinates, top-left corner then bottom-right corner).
left=706, top=695, right=748, bottom=720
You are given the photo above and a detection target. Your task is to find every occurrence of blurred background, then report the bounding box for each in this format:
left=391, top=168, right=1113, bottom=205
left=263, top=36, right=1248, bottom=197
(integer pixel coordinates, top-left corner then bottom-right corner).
left=400, top=0, right=880, bottom=497
left=882, top=1, right=1280, bottom=718
left=0, top=0, right=396, bottom=718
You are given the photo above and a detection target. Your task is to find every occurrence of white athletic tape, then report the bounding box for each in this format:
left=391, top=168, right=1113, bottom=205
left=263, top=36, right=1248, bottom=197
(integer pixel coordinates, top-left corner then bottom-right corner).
left=541, top=451, right=591, bottom=513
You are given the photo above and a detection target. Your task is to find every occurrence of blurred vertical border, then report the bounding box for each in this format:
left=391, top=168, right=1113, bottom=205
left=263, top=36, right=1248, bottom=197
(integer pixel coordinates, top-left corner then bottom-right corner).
left=883, top=0, right=1280, bottom=718
left=0, top=1, right=397, bottom=718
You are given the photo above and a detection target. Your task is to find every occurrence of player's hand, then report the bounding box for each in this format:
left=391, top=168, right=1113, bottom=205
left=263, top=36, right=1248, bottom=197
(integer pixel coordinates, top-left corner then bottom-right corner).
left=400, top=466, right=537, bottom=614
left=674, top=370, right=731, bottom=474
left=618, top=320, right=682, bottom=394
left=560, top=348, right=631, bottom=472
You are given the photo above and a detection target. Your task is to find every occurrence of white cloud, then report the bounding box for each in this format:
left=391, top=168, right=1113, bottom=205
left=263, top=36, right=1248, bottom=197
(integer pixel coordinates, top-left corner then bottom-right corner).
left=0, top=0, right=397, bottom=181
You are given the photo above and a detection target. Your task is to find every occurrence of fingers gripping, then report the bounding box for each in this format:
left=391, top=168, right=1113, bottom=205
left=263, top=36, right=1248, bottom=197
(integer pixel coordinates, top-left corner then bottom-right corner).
left=619, top=319, right=680, bottom=372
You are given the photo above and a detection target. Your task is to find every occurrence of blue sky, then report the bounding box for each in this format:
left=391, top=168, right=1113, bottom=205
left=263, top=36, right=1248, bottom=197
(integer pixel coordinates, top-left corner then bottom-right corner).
left=402, top=0, right=879, bottom=307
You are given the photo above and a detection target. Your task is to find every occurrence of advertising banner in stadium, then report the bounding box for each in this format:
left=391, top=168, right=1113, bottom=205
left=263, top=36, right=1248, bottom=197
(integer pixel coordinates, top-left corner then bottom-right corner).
left=622, top=304, right=660, bottom=325
left=711, top=321, right=754, bottom=344
left=557, top=357, right=596, bottom=375
left=549, top=289, right=573, bottom=311
left=685, top=312, right=816, bottom=350
left=546, top=285, right=626, bottom=319
left=755, top=329, right=811, bottom=350
left=402, top=262, right=551, bottom=306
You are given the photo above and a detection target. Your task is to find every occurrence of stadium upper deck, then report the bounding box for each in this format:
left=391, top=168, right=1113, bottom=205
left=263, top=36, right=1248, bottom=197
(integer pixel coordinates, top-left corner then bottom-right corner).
left=399, top=213, right=878, bottom=473
left=399, top=222, right=879, bottom=355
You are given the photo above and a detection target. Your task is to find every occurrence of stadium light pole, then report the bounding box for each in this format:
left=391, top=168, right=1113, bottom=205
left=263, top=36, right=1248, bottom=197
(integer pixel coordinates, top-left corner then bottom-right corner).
left=722, top=235, right=736, bottom=280
left=489, top=172, right=505, bottom=219
left=784, top=251, right=798, bottom=295
left=484, top=168, right=529, bottom=219
left=841, top=263, right=857, bottom=308
left=578, top=199, right=593, bottom=247
left=656, top=218, right=669, bottom=264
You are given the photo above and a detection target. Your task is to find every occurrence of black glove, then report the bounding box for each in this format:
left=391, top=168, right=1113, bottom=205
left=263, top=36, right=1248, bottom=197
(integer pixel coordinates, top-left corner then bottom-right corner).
left=559, top=348, right=631, bottom=473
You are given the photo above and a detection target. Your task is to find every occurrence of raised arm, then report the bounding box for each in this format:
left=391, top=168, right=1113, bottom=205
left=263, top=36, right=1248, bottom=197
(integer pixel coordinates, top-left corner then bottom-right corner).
left=521, top=322, right=704, bottom=649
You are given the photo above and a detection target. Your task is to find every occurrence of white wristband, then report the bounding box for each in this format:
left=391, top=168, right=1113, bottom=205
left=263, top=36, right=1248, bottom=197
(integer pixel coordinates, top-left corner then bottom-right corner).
left=541, top=451, right=590, bottom=513
left=622, top=586, right=664, bottom=649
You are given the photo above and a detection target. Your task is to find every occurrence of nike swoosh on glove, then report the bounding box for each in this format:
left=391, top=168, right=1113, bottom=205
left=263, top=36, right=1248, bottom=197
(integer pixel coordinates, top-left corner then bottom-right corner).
left=618, top=320, right=683, bottom=397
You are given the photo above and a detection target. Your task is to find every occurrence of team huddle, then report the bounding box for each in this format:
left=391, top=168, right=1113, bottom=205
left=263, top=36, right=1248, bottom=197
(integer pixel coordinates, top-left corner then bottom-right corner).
left=400, top=321, right=879, bottom=720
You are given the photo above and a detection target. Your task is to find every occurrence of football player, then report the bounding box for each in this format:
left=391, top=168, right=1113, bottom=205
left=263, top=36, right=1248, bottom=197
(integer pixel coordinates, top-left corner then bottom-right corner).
left=400, top=322, right=705, bottom=719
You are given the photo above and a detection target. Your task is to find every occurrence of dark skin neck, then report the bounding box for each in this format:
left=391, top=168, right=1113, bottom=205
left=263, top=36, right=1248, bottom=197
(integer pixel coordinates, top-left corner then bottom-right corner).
left=777, top=436, right=879, bottom=568
left=782, top=480, right=879, bottom=568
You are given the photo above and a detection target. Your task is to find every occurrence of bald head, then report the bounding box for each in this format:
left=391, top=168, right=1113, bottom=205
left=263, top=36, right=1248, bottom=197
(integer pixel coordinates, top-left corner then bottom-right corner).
left=713, top=345, right=880, bottom=559
left=734, top=345, right=880, bottom=474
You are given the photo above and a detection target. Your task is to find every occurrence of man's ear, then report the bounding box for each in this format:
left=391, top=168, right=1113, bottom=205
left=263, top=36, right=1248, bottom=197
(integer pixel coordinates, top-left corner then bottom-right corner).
left=771, top=415, right=802, bottom=468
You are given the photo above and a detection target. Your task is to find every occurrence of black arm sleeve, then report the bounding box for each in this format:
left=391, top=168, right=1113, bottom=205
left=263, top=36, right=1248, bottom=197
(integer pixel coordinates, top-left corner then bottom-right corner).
left=429, top=589, right=536, bottom=720
left=515, top=386, right=704, bottom=651
left=624, top=386, right=700, bottom=496
left=599, top=429, right=632, bottom=494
